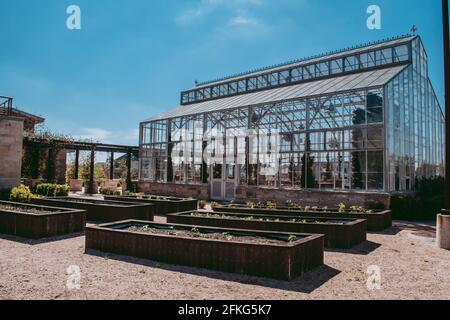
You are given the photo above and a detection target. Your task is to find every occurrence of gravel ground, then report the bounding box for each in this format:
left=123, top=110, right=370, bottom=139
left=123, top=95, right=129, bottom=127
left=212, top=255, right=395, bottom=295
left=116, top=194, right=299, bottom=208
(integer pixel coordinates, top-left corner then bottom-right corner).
left=0, top=218, right=449, bottom=300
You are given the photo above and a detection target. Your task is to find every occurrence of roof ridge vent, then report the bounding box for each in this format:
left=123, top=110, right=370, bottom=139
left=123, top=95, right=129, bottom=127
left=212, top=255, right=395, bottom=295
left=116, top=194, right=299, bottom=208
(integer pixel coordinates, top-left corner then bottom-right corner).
left=193, top=34, right=413, bottom=88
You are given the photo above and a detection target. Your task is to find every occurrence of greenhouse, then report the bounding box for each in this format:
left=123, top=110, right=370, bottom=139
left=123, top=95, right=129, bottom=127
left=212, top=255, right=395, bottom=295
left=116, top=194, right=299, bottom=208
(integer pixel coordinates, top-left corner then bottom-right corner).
left=139, top=35, right=444, bottom=201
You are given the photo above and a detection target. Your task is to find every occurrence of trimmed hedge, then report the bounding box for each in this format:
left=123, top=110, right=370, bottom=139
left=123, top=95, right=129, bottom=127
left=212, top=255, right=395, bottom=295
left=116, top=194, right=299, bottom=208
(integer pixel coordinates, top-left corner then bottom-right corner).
left=390, top=178, right=444, bottom=221
left=10, top=185, right=34, bottom=203
left=99, top=187, right=120, bottom=196
left=35, top=183, right=70, bottom=197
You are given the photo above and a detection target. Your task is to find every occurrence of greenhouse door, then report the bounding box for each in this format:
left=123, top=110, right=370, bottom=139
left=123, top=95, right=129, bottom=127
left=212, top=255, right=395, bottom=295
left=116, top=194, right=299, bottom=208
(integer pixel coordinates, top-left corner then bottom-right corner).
left=210, top=161, right=236, bottom=201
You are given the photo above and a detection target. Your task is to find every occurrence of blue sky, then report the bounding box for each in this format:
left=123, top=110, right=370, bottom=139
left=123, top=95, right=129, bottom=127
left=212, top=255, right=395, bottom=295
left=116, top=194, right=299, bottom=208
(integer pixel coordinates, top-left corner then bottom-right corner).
left=0, top=0, right=445, bottom=146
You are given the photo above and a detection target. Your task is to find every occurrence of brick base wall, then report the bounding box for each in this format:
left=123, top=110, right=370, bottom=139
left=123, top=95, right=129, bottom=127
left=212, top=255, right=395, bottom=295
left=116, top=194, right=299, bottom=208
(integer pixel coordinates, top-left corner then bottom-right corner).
left=137, top=182, right=209, bottom=200
left=235, top=186, right=390, bottom=208
left=137, top=181, right=390, bottom=207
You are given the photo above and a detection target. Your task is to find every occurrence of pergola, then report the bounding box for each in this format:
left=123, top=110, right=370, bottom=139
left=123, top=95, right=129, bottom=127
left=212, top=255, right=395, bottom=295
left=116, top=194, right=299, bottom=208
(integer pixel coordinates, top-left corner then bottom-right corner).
left=69, top=142, right=139, bottom=194
left=23, top=138, right=139, bottom=194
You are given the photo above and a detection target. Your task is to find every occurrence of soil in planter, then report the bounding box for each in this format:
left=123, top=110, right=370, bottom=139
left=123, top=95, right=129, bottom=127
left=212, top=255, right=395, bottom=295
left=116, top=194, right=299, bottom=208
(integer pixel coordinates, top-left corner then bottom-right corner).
left=127, top=225, right=299, bottom=245
left=190, top=212, right=347, bottom=225
left=226, top=204, right=378, bottom=214
left=0, top=204, right=60, bottom=215
left=54, top=198, right=129, bottom=206
left=141, top=196, right=187, bottom=201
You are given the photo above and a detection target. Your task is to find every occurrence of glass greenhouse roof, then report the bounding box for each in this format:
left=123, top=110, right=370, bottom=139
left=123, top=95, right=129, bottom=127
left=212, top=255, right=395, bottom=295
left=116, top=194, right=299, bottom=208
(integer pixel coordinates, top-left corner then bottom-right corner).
left=147, top=65, right=408, bottom=121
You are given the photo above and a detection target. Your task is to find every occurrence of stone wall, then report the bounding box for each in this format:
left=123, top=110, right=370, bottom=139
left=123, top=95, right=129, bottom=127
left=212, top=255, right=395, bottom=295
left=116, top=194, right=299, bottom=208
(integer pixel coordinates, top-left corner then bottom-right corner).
left=55, top=150, right=67, bottom=184
left=0, top=117, right=24, bottom=189
left=137, top=181, right=209, bottom=200
left=235, top=186, right=391, bottom=208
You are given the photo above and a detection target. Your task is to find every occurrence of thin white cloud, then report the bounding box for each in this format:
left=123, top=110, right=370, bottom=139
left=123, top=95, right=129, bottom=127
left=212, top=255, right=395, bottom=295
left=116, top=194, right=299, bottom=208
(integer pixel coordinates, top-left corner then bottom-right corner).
left=175, top=0, right=220, bottom=26
left=175, top=0, right=265, bottom=26
left=78, top=128, right=112, bottom=141
left=76, top=128, right=139, bottom=145
left=228, top=15, right=259, bottom=27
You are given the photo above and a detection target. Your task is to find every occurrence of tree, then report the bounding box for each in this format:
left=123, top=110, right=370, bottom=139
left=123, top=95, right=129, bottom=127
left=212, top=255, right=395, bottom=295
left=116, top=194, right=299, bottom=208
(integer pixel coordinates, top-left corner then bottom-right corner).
left=300, top=135, right=315, bottom=188
left=287, top=155, right=300, bottom=186
left=80, top=153, right=105, bottom=182
left=324, top=153, right=332, bottom=180
left=351, top=108, right=366, bottom=189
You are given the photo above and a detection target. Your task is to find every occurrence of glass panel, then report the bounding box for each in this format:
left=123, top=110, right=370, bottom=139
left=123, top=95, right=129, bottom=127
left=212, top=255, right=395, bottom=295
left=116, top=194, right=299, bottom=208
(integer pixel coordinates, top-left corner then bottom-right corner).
left=344, top=55, right=358, bottom=71
left=393, top=44, right=409, bottom=62
left=213, top=163, right=222, bottom=179
left=330, top=59, right=343, bottom=74
left=367, top=91, right=383, bottom=123
left=360, top=51, right=376, bottom=68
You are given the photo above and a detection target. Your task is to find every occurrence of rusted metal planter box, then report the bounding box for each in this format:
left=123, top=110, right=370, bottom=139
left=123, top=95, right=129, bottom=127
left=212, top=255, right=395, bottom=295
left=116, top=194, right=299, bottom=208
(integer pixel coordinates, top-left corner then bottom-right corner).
left=31, top=197, right=154, bottom=223
left=168, top=211, right=367, bottom=249
left=85, top=220, right=324, bottom=280
left=103, top=195, right=198, bottom=215
left=0, top=201, right=86, bottom=239
left=214, top=206, right=391, bottom=231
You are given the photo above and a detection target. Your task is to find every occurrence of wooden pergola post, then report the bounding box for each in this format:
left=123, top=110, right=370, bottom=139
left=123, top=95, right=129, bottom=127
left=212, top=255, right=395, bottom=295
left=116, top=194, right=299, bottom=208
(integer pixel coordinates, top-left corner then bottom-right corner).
left=126, top=148, right=132, bottom=191
left=45, top=148, right=54, bottom=183
left=109, top=152, right=114, bottom=180
left=88, top=146, right=95, bottom=194
left=73, top=149, right=79, bottom=179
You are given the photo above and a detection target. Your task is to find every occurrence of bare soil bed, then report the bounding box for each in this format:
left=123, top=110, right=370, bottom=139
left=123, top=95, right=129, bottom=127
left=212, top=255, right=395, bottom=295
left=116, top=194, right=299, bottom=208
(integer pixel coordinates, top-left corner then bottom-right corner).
left=188, top=212, right=347, bottom=225
left=127, top=225, right=295, bottom=245
left=0, top=204, right=60, bottom=215
left=0, top=219, right=449, bottom=300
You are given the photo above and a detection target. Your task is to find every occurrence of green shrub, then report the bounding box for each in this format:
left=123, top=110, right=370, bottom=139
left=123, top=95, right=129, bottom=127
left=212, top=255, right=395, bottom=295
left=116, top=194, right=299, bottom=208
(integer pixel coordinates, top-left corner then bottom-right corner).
left=366, top=202, right=386, bottom=211
left=10, top=185, right=34, bottom=203
left=54, top=184, right=70, bottom=196
left=198, top=200, right=206, bottom=209
left=35, top=183, right=69, bottom=197
left=99, top=187, right=120, bottom=196
left=210, top=201, right=219, bottom=209
left=390, top=177, right=444, bottom=221
left=266, top=201, right=276, bottom=209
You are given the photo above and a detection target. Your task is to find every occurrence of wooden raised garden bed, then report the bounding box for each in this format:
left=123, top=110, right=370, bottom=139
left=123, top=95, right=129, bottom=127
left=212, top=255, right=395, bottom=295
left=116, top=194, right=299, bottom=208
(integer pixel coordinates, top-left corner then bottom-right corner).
left=85, top=220, right=324, bottom=280
left=103, top=195, right=198, bottom=215
left=0, top=200, right=86, bottom=239
left=214, top=205, right=391, bottom=231
left=168, top=211, right=367, bottom=249
left=31, top=197, right=154, bottom=223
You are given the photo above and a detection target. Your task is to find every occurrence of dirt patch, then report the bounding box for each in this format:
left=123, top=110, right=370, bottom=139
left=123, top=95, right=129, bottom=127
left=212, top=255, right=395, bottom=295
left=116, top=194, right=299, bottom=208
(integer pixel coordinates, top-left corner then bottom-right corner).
left=1, top=220, right=449, bottom=300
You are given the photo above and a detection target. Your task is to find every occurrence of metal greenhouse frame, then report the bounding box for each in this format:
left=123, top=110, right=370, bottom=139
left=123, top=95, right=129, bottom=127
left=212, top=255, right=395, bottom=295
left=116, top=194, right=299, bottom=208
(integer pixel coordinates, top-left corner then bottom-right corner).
left=139, top=35, right=444, bottom=201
